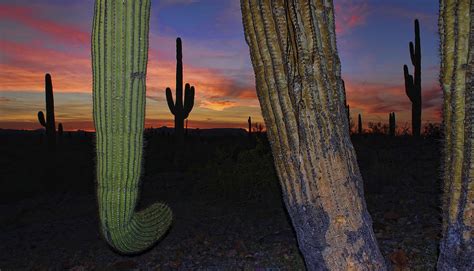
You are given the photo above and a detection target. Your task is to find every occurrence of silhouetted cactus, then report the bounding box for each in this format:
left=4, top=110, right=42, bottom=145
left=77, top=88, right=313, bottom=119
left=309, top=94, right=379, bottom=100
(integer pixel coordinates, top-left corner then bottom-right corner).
left=403, top=19, right=422, bottom=137
left=389, top=112, right=396, bottom=136
left=341, top=80, right=351, bottom=133
left=358, top=114, right=362, bottom=134
left=92, top=0, right=172, bottom=254
left=57, top=123, right=63, bottom=137
left=37, top=73, right=62, bottom=150
left=248, top=116, right=252, bottom=137
left=166, top=38, right=195, bottom=142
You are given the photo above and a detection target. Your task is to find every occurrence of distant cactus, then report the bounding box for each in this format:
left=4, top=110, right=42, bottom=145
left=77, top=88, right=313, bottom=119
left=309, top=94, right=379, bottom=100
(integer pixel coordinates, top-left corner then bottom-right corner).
left=248, top=116, right=252, bottom=137
left=166, top=38, right=195, bottom=142
left=389, top=112, right=396, bottom=136
left=37, top=73, right=62, bottom=150
left=403, top=19, right=422, bottom=137
left=342, top=80, right=351, bottom=133
left=92, top=0, right=172, bottom=254
left=57, top=123, right=63, bottom=137
left=358, top=114, right=362, bottom=134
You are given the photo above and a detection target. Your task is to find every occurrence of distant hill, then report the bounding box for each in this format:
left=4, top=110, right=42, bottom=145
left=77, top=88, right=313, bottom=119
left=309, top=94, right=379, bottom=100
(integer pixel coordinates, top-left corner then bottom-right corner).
left=0, top=127, right=248, bottom=137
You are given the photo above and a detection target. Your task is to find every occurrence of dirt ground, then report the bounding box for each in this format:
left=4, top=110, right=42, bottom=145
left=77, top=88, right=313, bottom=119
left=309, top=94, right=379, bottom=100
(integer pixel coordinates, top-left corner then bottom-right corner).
left=0, top=131, right=441, bottom=270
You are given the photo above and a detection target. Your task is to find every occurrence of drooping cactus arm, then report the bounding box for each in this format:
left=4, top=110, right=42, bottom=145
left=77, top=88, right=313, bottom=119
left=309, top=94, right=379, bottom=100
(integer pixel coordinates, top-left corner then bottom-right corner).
left=92, top=0, right=172, bottom=254
left=38, top=111, right=46, bottom=127
left=166, top=88, right=176, bottom=115
left=403, top=65, right=414, bottom=101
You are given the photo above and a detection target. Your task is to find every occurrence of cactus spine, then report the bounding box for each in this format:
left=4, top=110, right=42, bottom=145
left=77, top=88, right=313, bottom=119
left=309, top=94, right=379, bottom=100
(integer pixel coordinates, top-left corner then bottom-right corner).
left=403, top=19, right=422, bottom=137
left=92, top=0, right=172, bottom=254
left=358, top=113, right=362, bottom=134
left=38, top=73, right=61, bottom=150
left=166, top=38, right=195, bottom=142
left=389, top=112, right=396, bottom=136
left=437, top=0, right=473, bottom=269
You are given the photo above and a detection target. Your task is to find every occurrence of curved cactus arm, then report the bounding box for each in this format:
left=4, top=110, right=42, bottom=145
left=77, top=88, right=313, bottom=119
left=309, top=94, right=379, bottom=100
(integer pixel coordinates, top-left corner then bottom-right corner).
left=38, top=111, right=46, bottom=127
left=92, top=0, right=172, bottom=254
left=166, top=87, right=176, bottom=115
left=183, top=84, right=194, bottom=118
left=403, top=65, right=414, bottom=101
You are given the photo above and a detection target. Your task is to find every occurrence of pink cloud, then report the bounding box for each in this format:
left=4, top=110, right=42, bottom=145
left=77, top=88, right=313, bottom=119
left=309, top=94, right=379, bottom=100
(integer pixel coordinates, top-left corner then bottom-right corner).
left=0, top=4, right=89, bottom=45
left=335, top=0, right=369, bottom=35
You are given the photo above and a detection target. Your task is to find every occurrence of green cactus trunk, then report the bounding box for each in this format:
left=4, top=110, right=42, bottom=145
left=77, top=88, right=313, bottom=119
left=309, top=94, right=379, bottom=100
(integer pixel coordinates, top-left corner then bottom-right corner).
left=437, top=0, right=473, bottom=269
left=403, top=19, right=422, bottom=137
left=166, top=38, right=195, bottom=143
left=92, top=0, right=172, bottom=254
left=37, top=73, right=57, bottom=151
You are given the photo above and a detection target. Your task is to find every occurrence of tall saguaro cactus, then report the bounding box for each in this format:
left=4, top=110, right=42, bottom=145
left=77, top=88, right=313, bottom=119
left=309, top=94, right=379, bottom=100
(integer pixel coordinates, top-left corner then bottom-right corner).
left=38, top=73, right=60, bottom=150
left=241, top=1, right=385, bottom=269
left=166, top=38, right=195, bottom=142
left=403, top=19, right=422, bottom=137
left=437, top=0, right=473, bottom=269
left=92, top=0, right=172, bottom=254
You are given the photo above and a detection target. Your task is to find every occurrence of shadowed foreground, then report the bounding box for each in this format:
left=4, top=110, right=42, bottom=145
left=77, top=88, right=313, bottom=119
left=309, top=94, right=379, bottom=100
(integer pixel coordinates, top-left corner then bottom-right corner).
left=0, top=130, right=441, bottom=270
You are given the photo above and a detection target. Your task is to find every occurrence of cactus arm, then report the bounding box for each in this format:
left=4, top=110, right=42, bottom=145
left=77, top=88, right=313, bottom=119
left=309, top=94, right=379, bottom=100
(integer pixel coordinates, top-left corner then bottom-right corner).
left=409, top=42, right=415, bottom=65
left=165, top=87, right=176, bottom=115
left=92, top=0, right=172, bottom=254
left=38, top=111, right=46, bottom=127
left=183, top=84, right=194, bottom=118
left=403, top=65, right=414, bottom=101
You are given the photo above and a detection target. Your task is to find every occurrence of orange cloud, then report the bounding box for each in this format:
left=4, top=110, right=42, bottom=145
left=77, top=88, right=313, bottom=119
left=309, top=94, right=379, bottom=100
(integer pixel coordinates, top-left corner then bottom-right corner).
left=199, top=100, right=237, bottom=111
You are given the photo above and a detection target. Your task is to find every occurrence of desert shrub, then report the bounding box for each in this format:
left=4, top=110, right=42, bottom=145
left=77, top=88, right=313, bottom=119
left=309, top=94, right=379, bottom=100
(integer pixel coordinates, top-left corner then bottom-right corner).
left=196, top=136, right=279, bottom=204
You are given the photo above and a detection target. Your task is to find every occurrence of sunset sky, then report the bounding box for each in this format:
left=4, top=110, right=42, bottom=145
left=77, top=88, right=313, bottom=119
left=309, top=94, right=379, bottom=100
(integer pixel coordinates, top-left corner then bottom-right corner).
left=0, top=0, right=441, bottom=131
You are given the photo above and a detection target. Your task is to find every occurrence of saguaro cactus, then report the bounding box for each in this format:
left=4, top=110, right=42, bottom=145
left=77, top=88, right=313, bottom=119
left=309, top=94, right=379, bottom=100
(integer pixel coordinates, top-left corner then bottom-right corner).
left=389, top=112, right=396, bottom=136
left=241, top=1, right=385, bottom=269
left=38, top=73, right=61, bottom=150
left=358, top=113, right=363, bottom=134
left=403, top=19, right=422, bottom=137
left=166, top=38, right=195, bottom=142
left=92, top=0, right=172, bottom=254
left=437, top=1, right=473, bottom=269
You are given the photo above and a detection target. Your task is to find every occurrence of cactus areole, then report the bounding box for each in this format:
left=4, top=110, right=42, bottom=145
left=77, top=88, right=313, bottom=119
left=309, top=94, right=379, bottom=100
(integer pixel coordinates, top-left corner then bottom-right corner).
left=166, top=38, right=195, bottom=142
left=241, top=1, right=385, bottom=269
left=91, top=0, right=172, bottom=254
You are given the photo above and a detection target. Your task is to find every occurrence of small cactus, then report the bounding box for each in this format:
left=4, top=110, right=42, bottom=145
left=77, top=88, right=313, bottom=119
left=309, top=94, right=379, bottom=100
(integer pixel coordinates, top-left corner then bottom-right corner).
left=248, top=116, right=252, bottom=137
left=358, top=114, right=363, bottom=134
left=166, top=38, right=195, bottom=142
left=37, top=73, right=61, bottom=150
left=389, top=112, right=396, bottom=136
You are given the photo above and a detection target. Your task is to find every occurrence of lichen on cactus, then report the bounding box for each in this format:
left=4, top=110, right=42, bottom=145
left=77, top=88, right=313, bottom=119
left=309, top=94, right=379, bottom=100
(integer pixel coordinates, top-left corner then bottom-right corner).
left=166, top=37, right=195, bottom=142
left=403, top=19, right=422, bottom=137
left=38, top=73, right=61, bottom=150
left=92, top=0, right=172, bottom=254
